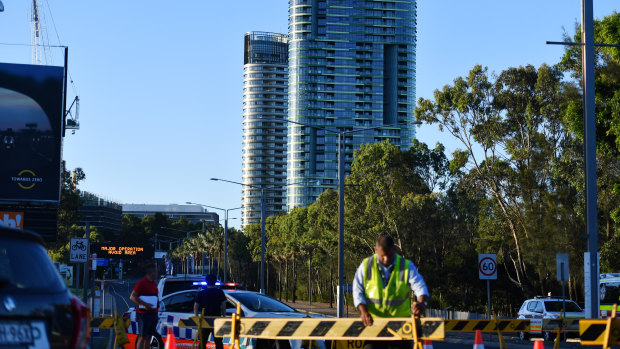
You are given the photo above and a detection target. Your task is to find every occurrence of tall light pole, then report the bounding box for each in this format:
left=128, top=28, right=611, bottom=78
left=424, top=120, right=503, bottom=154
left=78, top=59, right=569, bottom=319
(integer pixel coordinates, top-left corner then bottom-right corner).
left=545, top=0, right=601, bottom=319
left=186, top=202, right=241, bottom=283
left=264, top=117, right=421, bottom=317
left=581, top=0, right=599, bottom=319
left=210, top=178, right=316, bottom=294
left=209, top=178, right=267, bottom=293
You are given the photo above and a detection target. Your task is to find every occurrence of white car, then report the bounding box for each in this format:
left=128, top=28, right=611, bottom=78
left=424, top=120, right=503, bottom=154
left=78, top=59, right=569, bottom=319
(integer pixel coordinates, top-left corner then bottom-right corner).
left=126, top=289, right=326, bottom=349
left=517, top=297, right=584, bottom=341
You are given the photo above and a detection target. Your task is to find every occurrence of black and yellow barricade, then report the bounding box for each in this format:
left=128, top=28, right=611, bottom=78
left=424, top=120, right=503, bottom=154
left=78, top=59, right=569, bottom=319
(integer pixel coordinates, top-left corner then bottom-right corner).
left=213, top=317, right=445, bottom=341
left=580, top=304, right=620, bottom=348
left=443, top=319, right=530, bottom=333
left=542, top=318, right=580, bottom=332
left=90, top=310, right=130, bottom=348
left=178, top=315, right=219, bottom=329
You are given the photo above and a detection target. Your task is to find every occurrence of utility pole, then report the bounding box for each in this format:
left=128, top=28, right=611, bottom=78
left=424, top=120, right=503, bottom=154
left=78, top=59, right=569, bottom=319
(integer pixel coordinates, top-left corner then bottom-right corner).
left=337, top=133, right=345, bottom=318
left=260, top=189, right=267, bottom=294
left=581, top=0, right=599, bottom=319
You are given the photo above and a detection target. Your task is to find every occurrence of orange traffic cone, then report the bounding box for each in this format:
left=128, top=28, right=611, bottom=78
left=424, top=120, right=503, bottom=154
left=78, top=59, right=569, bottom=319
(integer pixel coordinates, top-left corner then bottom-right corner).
left=533, top=340, right=544, bottom=349
left=423, top=340, right=434, bottom=349
left=164, top=328, right=177, bottom=349
left=473, top=330, right=484, bottom=349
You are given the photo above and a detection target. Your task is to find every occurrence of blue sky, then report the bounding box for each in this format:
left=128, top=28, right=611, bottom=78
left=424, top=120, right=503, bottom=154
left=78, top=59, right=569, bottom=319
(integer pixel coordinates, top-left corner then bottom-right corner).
left=0, top=1, right=617, bottom=228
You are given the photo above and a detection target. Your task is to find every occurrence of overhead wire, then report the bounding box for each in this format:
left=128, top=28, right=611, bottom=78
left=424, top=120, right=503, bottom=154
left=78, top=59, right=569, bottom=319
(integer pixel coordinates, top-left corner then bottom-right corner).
left=43, top=0, right=78, bottom=95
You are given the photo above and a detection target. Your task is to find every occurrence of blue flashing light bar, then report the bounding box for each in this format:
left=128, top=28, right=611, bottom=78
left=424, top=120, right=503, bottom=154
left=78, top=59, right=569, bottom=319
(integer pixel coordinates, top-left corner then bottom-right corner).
left=192, top=281, right=223, bottom=286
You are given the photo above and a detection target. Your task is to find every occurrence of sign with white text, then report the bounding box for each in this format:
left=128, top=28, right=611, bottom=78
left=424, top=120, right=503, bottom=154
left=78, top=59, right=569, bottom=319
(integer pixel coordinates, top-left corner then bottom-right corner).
left=0, top=211, right=23, bottom=230
left=69, top=238, right=89, bottom=263
left=0, top=62, right=64, bottom=203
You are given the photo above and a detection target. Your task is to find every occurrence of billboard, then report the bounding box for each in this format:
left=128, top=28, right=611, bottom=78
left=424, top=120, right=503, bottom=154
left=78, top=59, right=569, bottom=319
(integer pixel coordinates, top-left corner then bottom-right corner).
left=0, top=205, right=58, bottom=241
left=0, top=62, right=64, bottom=203
left=92, top=243, right=155, bottom=260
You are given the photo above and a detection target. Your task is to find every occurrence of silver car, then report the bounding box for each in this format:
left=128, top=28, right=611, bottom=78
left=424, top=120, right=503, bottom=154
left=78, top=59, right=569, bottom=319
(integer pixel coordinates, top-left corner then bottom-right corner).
left=517, top=297, right=584, bottom=341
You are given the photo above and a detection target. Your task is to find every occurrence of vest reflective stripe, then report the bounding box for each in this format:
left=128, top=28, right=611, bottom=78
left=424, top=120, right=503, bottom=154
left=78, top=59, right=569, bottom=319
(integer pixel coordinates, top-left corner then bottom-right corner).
left=362, top=254, right=411, bottom=317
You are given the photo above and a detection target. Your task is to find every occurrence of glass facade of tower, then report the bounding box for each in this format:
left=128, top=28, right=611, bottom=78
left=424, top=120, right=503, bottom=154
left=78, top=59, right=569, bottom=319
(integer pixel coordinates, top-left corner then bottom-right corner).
left=242, top=32, right=289, bottom=226
left=287, top=0, right=417, bottom=208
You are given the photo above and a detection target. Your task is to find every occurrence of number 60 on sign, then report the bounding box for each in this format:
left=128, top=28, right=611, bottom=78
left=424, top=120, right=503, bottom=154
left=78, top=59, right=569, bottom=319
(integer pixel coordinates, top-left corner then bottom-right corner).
left=478, top=254, right=497, bottom=280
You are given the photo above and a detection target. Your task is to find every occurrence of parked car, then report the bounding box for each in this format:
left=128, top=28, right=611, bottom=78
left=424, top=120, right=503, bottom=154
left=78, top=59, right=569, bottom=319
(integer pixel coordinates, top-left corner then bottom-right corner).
left=0, top=226, right=90, bottom=348
left=599, top=274, right=620, bottom=318
left=156, top=275, right=244, bottom=300
left=156, top=274, right=205, bottom=300
left=124, top=289, right=326, bottom=349
left=517, top=296, right=584, bottom=341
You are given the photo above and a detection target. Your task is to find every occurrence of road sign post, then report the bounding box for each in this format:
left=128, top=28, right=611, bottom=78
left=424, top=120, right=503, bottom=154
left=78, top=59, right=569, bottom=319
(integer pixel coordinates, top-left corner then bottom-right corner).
left=479, top=254, right=497, bottom=319
left=557, top=253, right=569, bottom=315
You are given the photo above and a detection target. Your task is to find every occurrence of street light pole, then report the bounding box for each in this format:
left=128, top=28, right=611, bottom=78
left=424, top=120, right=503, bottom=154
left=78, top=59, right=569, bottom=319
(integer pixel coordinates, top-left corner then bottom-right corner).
left=337, top=133, right=346, bottom=318
left=210, top=178, right=318, bottom=294
left=186, top=203, right=241, bottom=283
left=581, top=0, right=599, bottom=319
left=260, top=189, right=267, bottom=294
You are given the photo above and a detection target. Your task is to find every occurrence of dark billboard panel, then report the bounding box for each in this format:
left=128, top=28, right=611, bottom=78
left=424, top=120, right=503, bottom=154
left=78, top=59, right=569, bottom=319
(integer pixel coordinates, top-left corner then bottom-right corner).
left=0, top=62, right=64, bottom=203
left=0, top=204, right=58, bottom=242
left=92, top=243, right=155, bottom=260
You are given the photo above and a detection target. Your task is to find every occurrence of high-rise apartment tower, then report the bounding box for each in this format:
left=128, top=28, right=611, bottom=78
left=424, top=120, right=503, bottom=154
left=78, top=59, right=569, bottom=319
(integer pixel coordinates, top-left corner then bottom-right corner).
left=287, top=0, right=417, bottom=208
left=242, top=32, right=289, bottom=226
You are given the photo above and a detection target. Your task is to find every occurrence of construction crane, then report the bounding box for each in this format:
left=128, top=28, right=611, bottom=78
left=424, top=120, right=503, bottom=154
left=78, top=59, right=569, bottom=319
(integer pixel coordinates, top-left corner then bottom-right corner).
left=30, top=0, right=51, bottom=65
left=30, top=0, right=80, bottom=133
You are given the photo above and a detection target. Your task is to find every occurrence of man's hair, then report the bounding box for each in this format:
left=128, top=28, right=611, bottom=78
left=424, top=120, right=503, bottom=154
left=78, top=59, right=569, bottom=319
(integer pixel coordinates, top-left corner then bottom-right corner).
left=376, top=235, right=395, bottom=250
left=145, top=263, right=157, bottom=274
left=206, top=274, right=217, bottom=285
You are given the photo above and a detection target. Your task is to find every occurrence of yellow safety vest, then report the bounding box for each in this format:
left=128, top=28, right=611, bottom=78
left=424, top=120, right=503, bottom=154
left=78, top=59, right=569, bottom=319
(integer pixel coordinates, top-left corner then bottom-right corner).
left=362, top=253, right=411, bottom=317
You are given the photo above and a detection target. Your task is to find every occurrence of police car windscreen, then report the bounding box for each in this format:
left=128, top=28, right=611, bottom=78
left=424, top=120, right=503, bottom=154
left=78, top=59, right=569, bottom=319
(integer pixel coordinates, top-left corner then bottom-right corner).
left=544, top=301, right=582, bottom=312
left=232, top=293, right=296, bottom=313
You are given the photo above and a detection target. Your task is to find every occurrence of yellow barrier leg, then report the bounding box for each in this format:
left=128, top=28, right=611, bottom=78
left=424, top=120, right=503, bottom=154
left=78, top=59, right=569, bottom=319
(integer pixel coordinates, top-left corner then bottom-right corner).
left=552, top=309, right=564, bottom=349
left=230, top=302, right=241, bottom=349
left=603, top=304, right=617, bottom=349
left=491, top=311, right=506, bottom=349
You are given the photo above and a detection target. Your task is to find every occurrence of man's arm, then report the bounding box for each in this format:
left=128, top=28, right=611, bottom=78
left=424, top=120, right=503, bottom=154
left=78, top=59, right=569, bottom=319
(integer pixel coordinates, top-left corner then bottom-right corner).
left=130, top=290, right=153, bottom=310
left=408, top=261, right=429, bottom=316
left=353, top=262, right=373, bottom=327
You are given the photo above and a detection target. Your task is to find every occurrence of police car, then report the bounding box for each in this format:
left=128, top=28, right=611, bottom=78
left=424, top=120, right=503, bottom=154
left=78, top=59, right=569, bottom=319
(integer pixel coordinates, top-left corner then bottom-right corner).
left=125, top=286, right=324, bottom=348
left=517, top=296, right=584, bottom=341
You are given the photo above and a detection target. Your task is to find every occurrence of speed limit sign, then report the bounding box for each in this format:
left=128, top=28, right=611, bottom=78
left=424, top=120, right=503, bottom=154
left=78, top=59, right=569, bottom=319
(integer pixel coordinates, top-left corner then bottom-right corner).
left=478, top=254, right=497, bottom=280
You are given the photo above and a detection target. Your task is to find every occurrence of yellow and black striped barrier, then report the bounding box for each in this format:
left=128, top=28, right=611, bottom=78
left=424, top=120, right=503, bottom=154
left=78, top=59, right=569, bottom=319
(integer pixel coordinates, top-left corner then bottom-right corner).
left=178, top=316, right=219, bottom=329
left=580, top=304, right=620, bottom=349
left=579, top=319, right=620, bottom=346
left=90, top=316, right=130, bottom=329
left=90, top=310, right=129, bottom=348
left=444, top=319, right=529, bottom=333
left=542, top=318, right=580, bottom=332
left=214, top=317, right=445, bottom=341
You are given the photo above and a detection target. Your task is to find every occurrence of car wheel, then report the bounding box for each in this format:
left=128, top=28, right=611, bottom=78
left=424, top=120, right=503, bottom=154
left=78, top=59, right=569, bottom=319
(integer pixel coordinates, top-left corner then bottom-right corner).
left=543, top=331, right=553, bottom=342
left=519, top=332, right=530, bottom=341
left=150, top=333, right=164, bottom=349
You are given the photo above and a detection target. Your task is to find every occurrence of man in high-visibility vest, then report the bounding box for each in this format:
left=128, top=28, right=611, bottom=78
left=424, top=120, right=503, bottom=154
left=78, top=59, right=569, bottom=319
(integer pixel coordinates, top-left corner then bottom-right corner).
left=353, top=235, right=429, bottom=349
